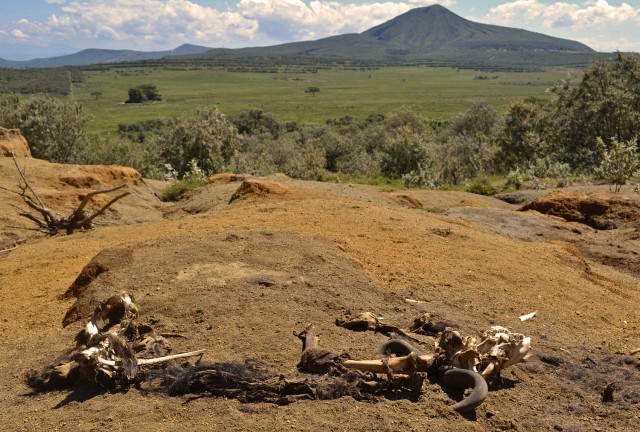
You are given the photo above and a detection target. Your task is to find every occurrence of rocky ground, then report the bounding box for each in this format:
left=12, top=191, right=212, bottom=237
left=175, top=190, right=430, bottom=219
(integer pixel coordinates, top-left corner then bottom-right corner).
left=0, top=131, right=639, bottom=431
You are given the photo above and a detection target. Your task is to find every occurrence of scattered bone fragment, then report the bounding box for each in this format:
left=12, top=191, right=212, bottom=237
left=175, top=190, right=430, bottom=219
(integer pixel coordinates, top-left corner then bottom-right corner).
left=519, top=311, right=537, bottom=321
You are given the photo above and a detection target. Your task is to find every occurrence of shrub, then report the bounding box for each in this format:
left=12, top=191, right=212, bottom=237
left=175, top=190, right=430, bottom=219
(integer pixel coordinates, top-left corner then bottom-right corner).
left=232, top=109, right=282, bottom=139
left=0, top=94, right=88, bottom=163
left=151, top=107, right=239, bottom=177
left=465, top=175, right=496, bottom=196
left=80, top=135, right=163, bottom=179
left=401, top=162, right=442, bottom=189
left=595, top=137, right=640, bottom=192
left=448, top=100, right=498, bottom=139
left=439, top=134, right=497, bottom=185
left=380, top=128, right=431, bottom=178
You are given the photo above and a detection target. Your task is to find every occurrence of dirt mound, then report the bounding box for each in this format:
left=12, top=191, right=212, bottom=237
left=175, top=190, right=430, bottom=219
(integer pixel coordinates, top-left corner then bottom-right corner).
left=0, top=158, right=163, bottom=240
left=229, top=178, right=291, bottom=203
left=209, top=172, right=251, bottom=184
left=0, top=127, right=31, bottom=157
left=522, top=190, right=640, bottom=230
left=61, top=245, right=135, bottom=326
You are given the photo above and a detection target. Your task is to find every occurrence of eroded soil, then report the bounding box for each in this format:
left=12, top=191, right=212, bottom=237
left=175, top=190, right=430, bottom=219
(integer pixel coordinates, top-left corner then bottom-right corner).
left=1, top=159, right=639, bottom=431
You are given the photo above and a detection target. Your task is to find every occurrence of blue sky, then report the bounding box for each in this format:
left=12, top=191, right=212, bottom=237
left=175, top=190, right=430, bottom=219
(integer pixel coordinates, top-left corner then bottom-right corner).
left=1, top=1, right=639, bottom=60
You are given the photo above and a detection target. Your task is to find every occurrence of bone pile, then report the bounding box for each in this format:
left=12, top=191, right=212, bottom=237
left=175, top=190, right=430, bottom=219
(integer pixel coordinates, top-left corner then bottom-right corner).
left=27, top=291, right=204, bottom=390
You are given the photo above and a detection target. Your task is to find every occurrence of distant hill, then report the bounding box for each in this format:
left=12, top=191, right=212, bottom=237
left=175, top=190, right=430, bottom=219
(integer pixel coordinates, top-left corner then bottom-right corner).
left=361, top=5, right=593, bottom=53
left=0, top=44, right=211, bottom=68
left=0, top=6, right=600, bottom=70
left=189, top=5, right=598, bottom=69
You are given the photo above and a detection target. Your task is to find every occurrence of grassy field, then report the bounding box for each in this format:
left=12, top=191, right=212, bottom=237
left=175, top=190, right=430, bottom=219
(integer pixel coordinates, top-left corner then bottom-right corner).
left=72, top=66, right=578, bottom=136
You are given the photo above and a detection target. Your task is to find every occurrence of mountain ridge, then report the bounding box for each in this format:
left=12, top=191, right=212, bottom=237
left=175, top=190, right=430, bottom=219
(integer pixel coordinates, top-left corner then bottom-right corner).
left=0, top=6, right=597, bottom=69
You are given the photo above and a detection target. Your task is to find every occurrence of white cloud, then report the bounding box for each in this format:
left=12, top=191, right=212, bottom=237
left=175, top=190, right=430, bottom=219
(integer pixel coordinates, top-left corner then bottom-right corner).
left=236, top=0, right=431, bottom=42
left=478, top=0, right=640, bottom=30
left=577, top=34, right=640, bottom=52
left=4, top=0, right=635, bottom=54
left=0, top=0, right=458, bottom=50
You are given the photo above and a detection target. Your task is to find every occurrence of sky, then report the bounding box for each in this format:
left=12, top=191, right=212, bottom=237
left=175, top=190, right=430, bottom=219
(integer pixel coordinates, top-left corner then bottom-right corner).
left=0, top=0, right=639, bottom=60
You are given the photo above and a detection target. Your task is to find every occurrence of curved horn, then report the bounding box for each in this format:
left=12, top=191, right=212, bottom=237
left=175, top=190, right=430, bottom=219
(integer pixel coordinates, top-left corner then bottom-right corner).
left=377, top=339, right=424, bottom=357
left=442, top=368, right=488, bottom=413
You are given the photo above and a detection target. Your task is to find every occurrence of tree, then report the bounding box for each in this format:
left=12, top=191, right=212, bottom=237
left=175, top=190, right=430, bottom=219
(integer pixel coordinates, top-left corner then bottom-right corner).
left=548, top=53, right=640, bottom=170
left=139, top=84, right=162, bottom=101
left=305, top=86, right=320, bottom=97
left=127, top=88, right=144, bottom=104
left=126, top=84, right=161, bottom=103
left=91, top=91, right=102, bottom=100
left=496, top=100, right=548, bottom=170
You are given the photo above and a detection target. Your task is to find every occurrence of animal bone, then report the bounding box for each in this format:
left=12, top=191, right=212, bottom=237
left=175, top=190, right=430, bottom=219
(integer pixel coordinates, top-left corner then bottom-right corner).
left=342, top=352, right=435, bottom=374
left=96, top=350, right=206, bottom=367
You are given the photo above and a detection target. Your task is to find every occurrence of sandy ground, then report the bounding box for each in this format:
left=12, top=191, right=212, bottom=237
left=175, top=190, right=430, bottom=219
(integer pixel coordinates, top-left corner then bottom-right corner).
left=0, top=156, right=639, bottom=431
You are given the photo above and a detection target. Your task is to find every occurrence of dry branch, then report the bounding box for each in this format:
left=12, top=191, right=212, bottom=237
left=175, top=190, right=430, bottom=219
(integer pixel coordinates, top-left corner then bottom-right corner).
left=10, top=153, right=130, bottom=234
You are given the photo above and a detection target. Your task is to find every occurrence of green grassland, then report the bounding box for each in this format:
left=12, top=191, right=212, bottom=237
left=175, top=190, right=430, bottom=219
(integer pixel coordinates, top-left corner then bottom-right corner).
left=73, top=66, right=577, bottom=136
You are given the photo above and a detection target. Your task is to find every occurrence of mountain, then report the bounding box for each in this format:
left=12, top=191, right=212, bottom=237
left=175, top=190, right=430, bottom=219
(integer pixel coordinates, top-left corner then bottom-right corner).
left=0, top=6, right=598, bottom=69
left=0, top=44, right=211, bottom=68
left=360, top=5, right=592, bottom=53
left=193, top=5, right=595, bottom=68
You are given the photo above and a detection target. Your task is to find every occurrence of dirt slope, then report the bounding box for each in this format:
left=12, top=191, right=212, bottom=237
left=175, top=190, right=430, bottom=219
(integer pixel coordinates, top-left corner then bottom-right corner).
left=0, top=160, right=639, bottom=431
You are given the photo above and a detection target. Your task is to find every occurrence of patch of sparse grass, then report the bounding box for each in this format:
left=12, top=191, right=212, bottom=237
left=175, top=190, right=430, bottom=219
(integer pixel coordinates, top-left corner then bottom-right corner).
left=160, top=178, right=208, bottom=202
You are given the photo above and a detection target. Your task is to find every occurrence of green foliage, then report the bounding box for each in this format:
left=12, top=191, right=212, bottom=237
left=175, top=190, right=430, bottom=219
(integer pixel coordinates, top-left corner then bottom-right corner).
left=465, top=175, right=496, bottom=196
left=439, top=134, right=497, bottom=185
left=595, top=137, right=640, bottom=192
left=448, top=100, right=498, bottom=138
left=80, top=135, right=163, bottom=179
left=380, top=129, right=431, bottom=178
left=126, top=84, right=162, bottom=103
left=150, top=107, right=239, bottom=176
left=496, top=100, right=547, bottom=170
left=505, top=169, right=524, bottom=190
left=232, top=109, right=283, bottom=139
left=0, top=94, right=88, bottom=162
left=401, top=162, right=442, bottom=189
left=548, top=53, right=640, bottom=170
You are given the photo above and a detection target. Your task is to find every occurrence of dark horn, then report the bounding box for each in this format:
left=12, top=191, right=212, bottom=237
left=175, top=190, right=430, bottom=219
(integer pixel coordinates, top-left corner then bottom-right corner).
left=377, top=339, right=423, bottom=357
left=442, top=368, right=488, bottom=413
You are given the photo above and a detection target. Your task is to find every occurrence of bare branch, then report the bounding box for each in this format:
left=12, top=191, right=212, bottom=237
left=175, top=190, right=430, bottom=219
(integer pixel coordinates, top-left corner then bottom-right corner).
left=12, top=153, right=46, bottom=209
left=82, top=191, right=131, bottom=226
left=72, top=184, right=128, bottom=219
